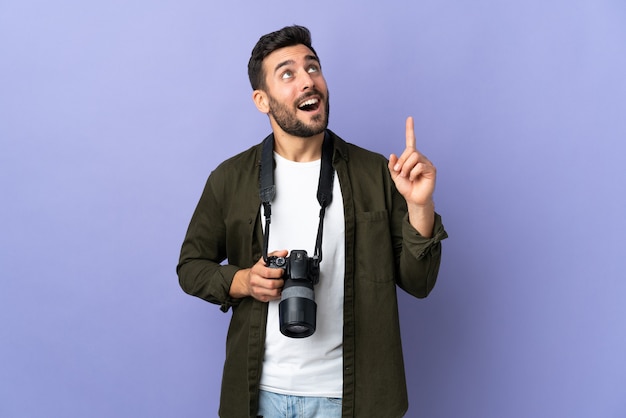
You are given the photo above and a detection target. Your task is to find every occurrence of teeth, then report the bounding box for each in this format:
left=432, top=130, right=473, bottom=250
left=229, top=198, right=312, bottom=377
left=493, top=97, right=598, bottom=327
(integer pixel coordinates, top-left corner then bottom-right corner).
left=298, top=98, right=319, bottom=108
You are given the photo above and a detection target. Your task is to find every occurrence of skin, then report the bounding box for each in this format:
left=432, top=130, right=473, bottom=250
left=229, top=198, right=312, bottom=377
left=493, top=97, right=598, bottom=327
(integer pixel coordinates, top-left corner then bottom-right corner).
left=230, top=45, right=437, bottom=302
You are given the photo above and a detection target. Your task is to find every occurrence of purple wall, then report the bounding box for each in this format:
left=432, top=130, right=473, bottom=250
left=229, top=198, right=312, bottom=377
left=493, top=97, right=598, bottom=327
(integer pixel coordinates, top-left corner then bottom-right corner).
left=1, top=1, right=625, bottom=417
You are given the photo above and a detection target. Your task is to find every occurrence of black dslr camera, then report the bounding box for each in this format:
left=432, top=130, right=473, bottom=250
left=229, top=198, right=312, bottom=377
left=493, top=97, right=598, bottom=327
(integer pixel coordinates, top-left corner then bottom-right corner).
left=267, top=250, right=320, bottom=338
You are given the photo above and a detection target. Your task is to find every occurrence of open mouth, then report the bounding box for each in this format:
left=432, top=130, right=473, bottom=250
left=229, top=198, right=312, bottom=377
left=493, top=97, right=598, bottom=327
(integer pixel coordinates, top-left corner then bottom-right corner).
left=297, top=97, right=321, bottom=112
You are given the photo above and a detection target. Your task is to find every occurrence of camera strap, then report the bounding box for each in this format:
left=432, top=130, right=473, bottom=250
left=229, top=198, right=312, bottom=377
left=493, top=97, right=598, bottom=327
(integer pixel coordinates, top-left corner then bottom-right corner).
left=259, top=131, right=335, bottom=265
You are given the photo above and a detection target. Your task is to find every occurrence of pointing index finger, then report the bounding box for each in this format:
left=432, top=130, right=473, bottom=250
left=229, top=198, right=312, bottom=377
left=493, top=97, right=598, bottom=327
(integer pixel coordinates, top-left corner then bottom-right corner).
left=405, top=116, right=416, bottom=150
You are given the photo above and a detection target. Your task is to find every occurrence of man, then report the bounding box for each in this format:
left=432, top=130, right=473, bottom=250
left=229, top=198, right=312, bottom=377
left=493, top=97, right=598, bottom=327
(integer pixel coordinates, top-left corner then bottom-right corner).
left=177, top=25, right=447, bottom=418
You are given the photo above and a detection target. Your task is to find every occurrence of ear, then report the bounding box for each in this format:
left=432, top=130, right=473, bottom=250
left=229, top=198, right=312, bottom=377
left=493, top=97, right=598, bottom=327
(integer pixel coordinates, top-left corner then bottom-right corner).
left=252, top=90, right=270, bottom=114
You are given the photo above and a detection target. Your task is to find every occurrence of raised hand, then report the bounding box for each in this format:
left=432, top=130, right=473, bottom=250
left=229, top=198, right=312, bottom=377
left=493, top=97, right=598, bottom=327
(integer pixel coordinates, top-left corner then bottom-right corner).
left=388, top=116, right=436, bottom=236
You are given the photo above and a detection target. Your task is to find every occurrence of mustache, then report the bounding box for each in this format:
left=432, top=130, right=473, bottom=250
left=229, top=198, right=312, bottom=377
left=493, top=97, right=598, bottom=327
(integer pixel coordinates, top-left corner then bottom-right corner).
left=296, top=89, right=325, bottom=103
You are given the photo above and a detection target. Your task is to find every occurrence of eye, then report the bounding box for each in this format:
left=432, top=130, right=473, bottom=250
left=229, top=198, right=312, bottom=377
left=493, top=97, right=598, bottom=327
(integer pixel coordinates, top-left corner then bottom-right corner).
left=281, top=70, right=293, bottom=80
left=307, top=64, right=319, bottom=73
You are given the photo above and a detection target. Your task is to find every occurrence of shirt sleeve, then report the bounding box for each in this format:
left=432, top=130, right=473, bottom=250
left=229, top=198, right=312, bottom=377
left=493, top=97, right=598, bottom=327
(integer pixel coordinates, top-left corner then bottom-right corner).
left=176, top=171, right=243, bottom=312
left=402, top=212, right=448, bottom=260
left=396, top=209, right=448, bottom=298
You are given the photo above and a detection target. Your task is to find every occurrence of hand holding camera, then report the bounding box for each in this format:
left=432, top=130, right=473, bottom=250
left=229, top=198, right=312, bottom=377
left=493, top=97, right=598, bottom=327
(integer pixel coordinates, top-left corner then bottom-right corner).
left=229, top=250, right=287, bottom=302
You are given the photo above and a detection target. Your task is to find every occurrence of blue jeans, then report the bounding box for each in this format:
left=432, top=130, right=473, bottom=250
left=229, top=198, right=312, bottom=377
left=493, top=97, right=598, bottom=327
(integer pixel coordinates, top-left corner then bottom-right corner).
left=257, top=390, right=342, bottom=418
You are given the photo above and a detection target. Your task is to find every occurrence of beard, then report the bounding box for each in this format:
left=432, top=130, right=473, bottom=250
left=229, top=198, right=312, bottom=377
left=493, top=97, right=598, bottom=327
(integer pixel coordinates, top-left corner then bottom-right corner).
left=267, top=90, right=330, bottom=138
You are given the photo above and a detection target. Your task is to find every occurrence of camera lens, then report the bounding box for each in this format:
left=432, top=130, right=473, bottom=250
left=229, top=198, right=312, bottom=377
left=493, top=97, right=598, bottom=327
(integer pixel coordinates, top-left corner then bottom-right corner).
left=279, top=281, right=316, bottom=338
left=285, top=324, right=310, bottom=334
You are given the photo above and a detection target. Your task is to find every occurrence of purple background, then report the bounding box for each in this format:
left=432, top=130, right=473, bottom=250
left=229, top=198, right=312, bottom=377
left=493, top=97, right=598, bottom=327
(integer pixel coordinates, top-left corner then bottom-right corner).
left=1, top=1, right=625, bottom=417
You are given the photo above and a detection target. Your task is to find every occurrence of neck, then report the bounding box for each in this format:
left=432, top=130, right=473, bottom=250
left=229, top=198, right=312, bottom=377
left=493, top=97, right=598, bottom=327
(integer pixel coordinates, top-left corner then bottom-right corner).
left=272, top=130, right=325, bottom=162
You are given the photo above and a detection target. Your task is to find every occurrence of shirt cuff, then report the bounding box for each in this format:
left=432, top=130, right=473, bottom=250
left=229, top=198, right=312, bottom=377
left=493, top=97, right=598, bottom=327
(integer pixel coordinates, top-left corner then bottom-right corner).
left=402, top=212, right=448, bottom=260
left=218, top=264, right=243, bottom=312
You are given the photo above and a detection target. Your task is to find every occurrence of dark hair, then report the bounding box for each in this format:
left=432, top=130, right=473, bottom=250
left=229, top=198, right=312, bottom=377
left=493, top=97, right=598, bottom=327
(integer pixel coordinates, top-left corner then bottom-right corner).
left=248, top=25, right=319, bottom=90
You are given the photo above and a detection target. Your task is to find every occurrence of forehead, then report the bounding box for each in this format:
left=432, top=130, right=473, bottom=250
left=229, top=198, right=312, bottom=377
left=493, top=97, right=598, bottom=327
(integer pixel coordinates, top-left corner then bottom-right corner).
left=263, top=44, right=318, bottom=72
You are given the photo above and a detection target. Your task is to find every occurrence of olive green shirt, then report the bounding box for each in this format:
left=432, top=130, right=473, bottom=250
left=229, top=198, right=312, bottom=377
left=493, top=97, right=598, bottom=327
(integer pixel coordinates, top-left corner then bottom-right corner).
left=177, top=130, right=448, bottom=417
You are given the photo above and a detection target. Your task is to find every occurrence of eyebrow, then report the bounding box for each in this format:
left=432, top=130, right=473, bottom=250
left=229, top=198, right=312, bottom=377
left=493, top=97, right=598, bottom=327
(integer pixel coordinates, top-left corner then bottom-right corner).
left=274, top=55, right=320, bottom=74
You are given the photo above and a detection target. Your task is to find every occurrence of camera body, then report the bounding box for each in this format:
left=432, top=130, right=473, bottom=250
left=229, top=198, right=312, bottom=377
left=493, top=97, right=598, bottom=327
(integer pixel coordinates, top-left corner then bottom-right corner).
left=267, top=249, right=320, bottom=285
left=267, top=250, right=319, bottom=338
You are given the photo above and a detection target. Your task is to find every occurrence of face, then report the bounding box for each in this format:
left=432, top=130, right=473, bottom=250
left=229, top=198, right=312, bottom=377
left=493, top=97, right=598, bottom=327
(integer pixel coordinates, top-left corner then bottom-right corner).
left=257, top=44, right=330, bottom=138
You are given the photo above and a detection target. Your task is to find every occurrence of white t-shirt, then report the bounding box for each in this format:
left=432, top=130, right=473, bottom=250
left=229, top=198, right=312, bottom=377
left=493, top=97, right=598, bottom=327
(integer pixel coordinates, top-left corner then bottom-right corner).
left=259, top=152, right=345, bottom=397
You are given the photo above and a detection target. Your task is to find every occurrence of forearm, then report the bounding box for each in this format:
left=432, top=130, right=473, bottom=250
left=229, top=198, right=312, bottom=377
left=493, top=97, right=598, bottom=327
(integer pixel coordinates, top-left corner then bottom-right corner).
left=396, top=211, right=447, bottom=298
left=406, top=200, right=435, bottom=238
left=177, top=258, right=241, bottom=309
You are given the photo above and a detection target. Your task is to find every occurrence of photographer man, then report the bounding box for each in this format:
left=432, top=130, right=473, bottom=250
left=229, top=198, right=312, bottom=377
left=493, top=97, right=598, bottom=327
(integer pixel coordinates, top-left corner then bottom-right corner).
left=177, top=25, right=447, bottom=418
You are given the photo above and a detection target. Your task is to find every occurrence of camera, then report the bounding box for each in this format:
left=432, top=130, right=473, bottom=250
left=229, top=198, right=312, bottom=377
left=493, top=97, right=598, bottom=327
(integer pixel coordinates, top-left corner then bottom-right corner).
left=267, top=250, right=320, bottom=338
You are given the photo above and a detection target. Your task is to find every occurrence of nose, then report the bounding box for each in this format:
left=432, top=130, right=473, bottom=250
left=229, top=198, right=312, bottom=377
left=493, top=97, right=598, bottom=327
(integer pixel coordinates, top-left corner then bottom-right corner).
left=301, top=70, right=315, bottom=91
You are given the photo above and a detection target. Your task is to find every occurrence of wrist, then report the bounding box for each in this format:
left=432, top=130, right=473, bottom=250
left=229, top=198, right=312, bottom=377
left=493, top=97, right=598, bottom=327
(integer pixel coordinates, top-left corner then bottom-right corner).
left=407, top=200, right=435, bottom=238
left=229, top=269, right=251, bottom=298
left=407, top=199, right=435, bottom=214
